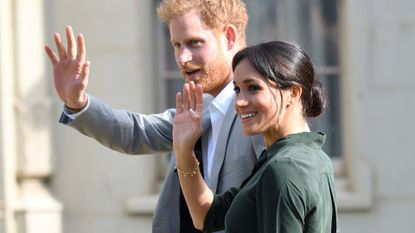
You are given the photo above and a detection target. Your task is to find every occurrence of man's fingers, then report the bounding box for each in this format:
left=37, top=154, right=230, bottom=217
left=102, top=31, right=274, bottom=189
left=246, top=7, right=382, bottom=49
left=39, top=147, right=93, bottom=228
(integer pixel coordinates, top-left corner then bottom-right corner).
left=44, top=45, right=59, bottom=65
left=54, top=33, right=67, bottom=60
left=80, top=61, right=90, bottom=83
left=66, top=25, right=77, bottom=59
left=76, top=33, right=86, bottom=63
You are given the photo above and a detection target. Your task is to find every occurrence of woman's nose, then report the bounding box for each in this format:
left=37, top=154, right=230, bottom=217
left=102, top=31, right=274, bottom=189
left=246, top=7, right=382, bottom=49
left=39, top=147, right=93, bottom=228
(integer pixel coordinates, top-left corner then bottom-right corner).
left=235, top=94, right=249, bottom=107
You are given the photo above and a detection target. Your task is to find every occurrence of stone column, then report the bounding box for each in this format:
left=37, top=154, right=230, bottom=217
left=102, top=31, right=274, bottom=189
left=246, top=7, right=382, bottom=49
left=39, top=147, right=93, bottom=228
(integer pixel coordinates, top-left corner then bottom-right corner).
left=0, top=0, right=18, bottom=231
left=12, top=0, right=63, bottom=232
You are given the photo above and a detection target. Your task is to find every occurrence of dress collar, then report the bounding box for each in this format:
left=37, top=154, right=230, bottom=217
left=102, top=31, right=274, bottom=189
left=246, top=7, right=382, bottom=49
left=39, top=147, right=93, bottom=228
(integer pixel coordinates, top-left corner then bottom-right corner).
left=264, top=132, right=326, bottom=160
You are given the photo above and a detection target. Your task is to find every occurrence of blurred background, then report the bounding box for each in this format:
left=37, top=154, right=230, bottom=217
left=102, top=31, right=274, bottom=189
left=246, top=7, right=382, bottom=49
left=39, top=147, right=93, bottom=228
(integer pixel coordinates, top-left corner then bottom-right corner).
left=0, top=0, right=414, bottom=232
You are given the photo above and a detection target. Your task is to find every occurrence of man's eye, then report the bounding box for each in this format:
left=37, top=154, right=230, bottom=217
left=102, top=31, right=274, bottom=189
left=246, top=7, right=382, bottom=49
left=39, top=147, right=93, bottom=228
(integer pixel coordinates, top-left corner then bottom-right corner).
left=172, top=43, right=181, bottom=49
left=189, top=40, right=201, bottom=47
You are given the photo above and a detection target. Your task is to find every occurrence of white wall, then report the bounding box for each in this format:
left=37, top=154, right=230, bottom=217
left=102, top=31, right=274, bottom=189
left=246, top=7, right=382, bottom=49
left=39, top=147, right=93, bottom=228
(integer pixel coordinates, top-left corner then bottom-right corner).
left=0, top=0, right=412, bottom=232
left=45, top=0, right=158, bottom=232
left=338, top=0, right=415, bottom=232
left=1, top=0, right=18, bottom=231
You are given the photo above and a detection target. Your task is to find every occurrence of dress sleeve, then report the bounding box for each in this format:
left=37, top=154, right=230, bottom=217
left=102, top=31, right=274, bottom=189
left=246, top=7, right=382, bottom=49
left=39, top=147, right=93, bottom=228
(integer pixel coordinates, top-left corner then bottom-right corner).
left=203, top=187, right=240, bottom=233
left=256, top=160, right=306, bottom=233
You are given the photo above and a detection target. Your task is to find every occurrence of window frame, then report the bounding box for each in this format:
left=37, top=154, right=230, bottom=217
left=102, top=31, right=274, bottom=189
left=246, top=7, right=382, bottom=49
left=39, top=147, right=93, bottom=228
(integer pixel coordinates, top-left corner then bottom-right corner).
left=125, top=0, right=374, bottom=215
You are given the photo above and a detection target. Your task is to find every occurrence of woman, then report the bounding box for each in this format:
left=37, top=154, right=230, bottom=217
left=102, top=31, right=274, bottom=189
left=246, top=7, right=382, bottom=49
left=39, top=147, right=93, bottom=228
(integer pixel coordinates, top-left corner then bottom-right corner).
left=173, top=41, right=337, bottom=233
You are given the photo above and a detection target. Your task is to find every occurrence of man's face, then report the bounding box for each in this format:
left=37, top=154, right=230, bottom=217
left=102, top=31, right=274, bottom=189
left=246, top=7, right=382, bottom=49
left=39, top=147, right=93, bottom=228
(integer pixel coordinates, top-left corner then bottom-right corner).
left=169, top=10, right=231, bottom=96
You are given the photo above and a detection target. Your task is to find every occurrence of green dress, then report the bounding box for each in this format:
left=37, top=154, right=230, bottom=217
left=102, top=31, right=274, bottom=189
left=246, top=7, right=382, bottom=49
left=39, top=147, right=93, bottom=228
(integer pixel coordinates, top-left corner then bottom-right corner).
left=203, top=132, right=337, bottom=233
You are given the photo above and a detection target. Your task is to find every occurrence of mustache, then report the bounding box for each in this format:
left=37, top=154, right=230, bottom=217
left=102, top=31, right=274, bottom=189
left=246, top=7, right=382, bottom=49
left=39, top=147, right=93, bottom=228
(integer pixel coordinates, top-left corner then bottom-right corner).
left=180, top=63, right=204, bottom=72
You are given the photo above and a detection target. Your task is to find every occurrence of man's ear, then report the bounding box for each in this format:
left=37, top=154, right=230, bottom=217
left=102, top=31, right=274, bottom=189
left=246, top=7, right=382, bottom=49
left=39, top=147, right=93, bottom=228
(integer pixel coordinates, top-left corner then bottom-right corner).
left=223, top=24, right=237, bottom=50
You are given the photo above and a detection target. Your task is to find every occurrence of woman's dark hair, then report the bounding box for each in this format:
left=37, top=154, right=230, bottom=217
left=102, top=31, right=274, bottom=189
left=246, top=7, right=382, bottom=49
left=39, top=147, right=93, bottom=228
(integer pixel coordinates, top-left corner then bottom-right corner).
left=232, top=40, right=326, bottom=117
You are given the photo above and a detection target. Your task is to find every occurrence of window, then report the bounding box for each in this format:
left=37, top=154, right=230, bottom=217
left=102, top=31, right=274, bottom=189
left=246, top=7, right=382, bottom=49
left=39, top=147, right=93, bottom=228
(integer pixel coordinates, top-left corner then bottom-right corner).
left=157, top=0, right=341, bottom=158
left=246, top=0, right=341, bottom=158
left=125, top=0, right=373, bottom=215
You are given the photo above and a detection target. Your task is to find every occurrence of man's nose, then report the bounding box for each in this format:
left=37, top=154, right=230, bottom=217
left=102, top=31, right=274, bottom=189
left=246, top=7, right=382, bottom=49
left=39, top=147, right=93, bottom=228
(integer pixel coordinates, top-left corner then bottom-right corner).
left=176, top=47, right=192, bottom=65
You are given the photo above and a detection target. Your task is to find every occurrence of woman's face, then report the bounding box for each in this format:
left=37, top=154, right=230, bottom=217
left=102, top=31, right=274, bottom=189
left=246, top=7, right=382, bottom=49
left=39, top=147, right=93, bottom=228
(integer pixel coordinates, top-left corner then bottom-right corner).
left=233, top=59, right=290, bottom=140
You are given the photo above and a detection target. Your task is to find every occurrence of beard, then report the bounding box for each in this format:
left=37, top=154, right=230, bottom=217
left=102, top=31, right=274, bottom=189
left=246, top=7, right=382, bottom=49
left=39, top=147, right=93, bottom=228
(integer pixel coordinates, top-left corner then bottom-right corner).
left=180, top=53, right=231, bottom=96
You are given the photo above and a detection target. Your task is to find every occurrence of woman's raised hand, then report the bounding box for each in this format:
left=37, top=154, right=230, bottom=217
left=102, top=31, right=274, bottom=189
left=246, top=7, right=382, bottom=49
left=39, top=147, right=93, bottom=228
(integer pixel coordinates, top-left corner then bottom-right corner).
left=173, top=81, right=204, bottom=156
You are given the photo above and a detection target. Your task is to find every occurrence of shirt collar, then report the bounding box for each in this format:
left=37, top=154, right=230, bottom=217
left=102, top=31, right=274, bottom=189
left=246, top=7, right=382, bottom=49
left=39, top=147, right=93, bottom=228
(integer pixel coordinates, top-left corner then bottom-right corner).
left=209, top=81, right=235, bottom=115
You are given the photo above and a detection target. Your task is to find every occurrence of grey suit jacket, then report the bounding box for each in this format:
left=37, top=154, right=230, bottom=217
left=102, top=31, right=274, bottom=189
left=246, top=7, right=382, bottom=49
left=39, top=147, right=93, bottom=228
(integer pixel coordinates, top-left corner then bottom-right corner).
left=59, top=94, right=264, bottom=233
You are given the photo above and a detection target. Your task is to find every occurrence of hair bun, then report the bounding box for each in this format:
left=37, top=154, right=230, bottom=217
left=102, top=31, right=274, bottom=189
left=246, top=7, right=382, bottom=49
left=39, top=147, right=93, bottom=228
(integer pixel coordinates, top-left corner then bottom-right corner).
left=306, top=80, right=326, bottom=117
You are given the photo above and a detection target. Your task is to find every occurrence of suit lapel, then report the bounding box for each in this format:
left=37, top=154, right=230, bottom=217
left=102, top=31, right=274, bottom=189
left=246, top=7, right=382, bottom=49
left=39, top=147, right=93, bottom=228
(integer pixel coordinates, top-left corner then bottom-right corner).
left=207, top=101, right=237, bottom=192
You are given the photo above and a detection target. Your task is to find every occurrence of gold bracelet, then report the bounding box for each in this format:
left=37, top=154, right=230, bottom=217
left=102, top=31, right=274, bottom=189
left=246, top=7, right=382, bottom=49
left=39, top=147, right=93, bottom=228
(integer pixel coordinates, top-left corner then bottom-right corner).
left=175, top=160, right=200, bottom=177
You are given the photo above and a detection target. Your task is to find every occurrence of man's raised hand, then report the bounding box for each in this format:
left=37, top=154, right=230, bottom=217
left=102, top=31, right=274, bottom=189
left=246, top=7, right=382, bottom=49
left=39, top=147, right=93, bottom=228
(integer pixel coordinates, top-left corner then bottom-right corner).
left=45, top=25, right=90, bottom=111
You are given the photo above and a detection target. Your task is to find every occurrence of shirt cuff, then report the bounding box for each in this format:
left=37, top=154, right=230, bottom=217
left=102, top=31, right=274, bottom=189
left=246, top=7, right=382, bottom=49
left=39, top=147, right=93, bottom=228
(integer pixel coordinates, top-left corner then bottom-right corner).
left=62, top=94, right=90, bottom=120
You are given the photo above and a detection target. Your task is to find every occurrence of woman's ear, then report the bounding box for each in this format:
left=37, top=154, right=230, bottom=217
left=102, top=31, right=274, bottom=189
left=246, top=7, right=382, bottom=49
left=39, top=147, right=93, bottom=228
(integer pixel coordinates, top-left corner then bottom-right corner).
left=287, top=85, right=302, bottom=107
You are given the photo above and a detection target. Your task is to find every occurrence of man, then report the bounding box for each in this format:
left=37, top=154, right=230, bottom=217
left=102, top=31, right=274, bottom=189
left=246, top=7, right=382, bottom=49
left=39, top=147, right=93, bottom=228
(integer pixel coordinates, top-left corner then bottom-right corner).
left=45, top=0, right=263, bottom=232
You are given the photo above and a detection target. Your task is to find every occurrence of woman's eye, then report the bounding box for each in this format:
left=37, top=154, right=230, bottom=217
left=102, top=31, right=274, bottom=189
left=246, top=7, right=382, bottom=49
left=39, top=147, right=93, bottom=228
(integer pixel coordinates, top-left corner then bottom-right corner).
left=248, top=85, right=260, bottom=91
left=233, top=87, right=240, bottom=94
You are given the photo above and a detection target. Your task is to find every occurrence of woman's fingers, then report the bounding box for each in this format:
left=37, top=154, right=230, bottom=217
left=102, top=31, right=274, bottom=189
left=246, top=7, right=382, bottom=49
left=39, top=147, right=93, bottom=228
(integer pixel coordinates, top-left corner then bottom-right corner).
left=195, top=84, right=203, bottom=113
left=178, top=82, right=202, bottom=114
left=182, top=83, right=190, bottom=111
left=176, top=92, right=183, bottom=114
left=189, top=81, right=196, bottom=110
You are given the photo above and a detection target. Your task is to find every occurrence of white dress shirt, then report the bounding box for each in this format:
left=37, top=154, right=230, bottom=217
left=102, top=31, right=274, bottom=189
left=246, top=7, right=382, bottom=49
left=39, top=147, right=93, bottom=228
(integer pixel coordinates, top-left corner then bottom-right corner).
left=204, top=82, right=235, bottom=182
left=62, top=94, right=90, bottom=120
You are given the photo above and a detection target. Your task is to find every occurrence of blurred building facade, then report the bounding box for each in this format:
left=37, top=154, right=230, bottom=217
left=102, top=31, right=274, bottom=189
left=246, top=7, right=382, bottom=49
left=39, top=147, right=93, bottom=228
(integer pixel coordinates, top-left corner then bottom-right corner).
left=1, top=0, right=415, bottom=232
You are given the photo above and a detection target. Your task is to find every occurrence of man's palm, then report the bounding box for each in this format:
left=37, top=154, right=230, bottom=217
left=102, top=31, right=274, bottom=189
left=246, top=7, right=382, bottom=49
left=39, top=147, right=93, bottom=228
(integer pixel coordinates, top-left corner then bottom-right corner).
left=45, top=26, right=89, bottom=110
